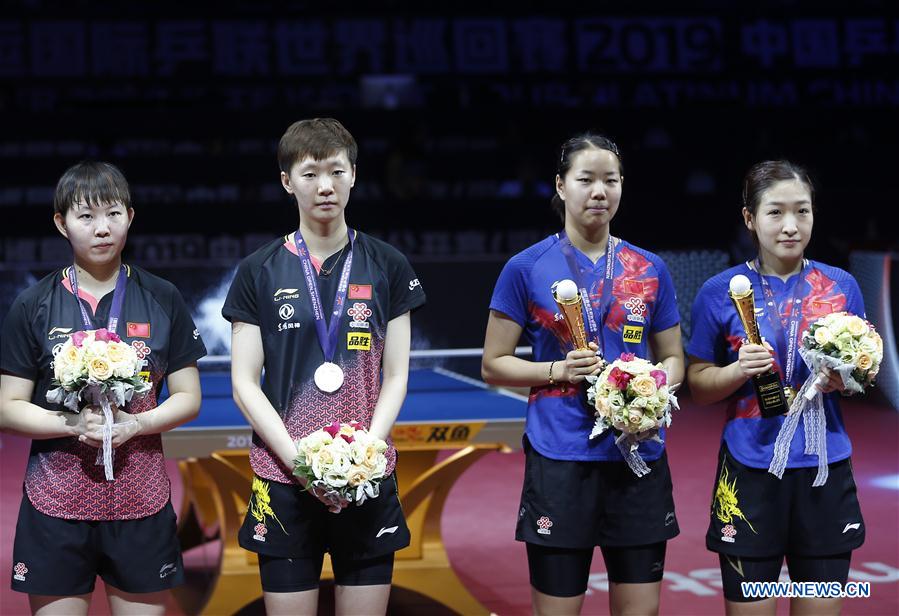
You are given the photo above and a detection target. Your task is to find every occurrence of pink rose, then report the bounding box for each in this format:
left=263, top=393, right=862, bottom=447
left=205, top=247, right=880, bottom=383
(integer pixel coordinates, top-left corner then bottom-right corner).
left=71, top=331, right=87, bottom=347
left=94, top=328, right=120, bottom=343
left=340, top=433, right=355, bottom=443
left=650, top=370, right=667, bottom=388
left=619, top=352, right=635, bottom=362
left=323, top=422, right=341, bottom=437
left=608, top=367, right=631, bottom=391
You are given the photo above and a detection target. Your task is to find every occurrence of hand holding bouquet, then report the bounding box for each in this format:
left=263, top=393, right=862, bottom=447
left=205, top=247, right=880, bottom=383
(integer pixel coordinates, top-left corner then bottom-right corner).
left=800, top=312, right=883, bottom=400
left=46, top=328, right=150, bottom=480
left=586, top=352, right=679, bottom=476
left=293, top=421, right=389, bottom=513
left=769, top=312, right=883, bottom=487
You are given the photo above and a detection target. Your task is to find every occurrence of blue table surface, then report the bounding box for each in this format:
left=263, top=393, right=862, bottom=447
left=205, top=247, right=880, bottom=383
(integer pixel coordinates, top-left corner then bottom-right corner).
left=178, top=369, right=527, bottom=429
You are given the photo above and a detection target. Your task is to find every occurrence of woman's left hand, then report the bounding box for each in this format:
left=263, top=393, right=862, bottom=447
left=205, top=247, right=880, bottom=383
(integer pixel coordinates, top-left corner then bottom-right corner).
left=80, top=409, right=143, bottom=448
left=814, top=367, right=844, bottom=394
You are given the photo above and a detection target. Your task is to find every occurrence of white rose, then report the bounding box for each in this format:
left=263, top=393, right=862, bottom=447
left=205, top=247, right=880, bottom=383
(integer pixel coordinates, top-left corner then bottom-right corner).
left=846, top=316, right=868, bottom=337
left=87, top=357, right=113, bottom=381
left=813, top=326, right=834, bottom=346
left=83, top=340, right=109, bottom=362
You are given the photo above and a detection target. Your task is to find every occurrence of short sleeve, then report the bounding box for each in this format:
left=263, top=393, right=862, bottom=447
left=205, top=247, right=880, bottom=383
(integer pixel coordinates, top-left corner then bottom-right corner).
left=651, top=258, right=680, bottom=333
left=222, top=258, right=260, bottom=325
left=387, top=252, right=426, bottom=320
left=166, top=287, right=208, bottom=374
left=843, top=274, right=866, bottom=319
left=489, top=256, right=529, bottom=327
left=0, top=295, right=40, bottom=380
left=686, top=280, right=723, bottom=363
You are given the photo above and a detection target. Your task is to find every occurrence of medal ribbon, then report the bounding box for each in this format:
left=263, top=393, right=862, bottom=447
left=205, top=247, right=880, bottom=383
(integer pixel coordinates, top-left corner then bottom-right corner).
left=751, top=259, right=806, bottom=389
left=559, top=232, right=617, bottom=356
left=294, top=229, right=355, bottom=364
left=68, top=264, right=128, bottom=481
left=69, top=265, right=128, bottom=333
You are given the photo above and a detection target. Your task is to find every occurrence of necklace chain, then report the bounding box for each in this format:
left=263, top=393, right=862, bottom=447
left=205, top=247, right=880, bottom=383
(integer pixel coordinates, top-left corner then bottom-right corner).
left=318, top=239, right=347, bottom=276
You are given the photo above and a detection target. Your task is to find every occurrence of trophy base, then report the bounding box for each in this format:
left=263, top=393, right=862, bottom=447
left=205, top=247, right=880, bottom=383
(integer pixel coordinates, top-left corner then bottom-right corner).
left=752, top=371, right=789, bottom=418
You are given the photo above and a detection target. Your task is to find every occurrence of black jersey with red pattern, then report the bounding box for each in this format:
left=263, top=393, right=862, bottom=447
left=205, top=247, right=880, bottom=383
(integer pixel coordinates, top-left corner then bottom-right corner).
left=1, top=265, right=207, bottom=520
left=222, top=231, right=426, bottom=484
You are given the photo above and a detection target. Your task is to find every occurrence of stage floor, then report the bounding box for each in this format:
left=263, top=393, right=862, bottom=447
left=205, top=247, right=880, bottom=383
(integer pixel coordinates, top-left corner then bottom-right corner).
left=2, top=394, right=897, bottom=615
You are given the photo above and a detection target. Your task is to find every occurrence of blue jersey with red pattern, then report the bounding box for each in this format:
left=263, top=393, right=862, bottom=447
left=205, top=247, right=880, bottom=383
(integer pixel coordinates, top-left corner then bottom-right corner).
left=687, top=260, right=865, bottom=469
left=490, top=234, right=680, bottom=461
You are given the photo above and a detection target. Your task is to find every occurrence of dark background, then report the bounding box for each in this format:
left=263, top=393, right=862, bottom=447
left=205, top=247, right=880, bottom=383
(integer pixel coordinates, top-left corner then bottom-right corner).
left=1, top=0, right=896, bottom=352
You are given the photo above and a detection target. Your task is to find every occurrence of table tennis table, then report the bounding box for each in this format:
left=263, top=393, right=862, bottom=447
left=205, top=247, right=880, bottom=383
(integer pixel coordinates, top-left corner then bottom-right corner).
left=162, top=367, right=527, bottom=615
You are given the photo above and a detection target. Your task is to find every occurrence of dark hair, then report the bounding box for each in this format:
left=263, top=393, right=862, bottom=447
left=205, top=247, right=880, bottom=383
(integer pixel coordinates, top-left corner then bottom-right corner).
left=53, top=161, right=131, bottom=216
left=277, top=118, right=359, bottom=174
left=550, top=133, right=623, bottom=222
left=742, top=160, right=814, bottom=215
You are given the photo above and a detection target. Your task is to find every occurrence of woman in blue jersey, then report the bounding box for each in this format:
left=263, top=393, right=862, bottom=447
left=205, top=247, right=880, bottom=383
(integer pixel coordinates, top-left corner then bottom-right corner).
left=482, top=133, right=684, bottom=616
left=687, top=160, right=866, bottom=615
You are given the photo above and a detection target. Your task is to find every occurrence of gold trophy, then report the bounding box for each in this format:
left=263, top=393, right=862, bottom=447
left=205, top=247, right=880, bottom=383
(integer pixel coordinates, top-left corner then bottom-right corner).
left=552, top=279, right=590, bottom=351
left=728, top=274, right=789, bottom=418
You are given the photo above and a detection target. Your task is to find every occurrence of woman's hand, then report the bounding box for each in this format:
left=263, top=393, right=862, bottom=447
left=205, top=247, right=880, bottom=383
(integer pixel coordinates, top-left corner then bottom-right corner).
left=736, top=340, right=775, bottom=379
left=813, top=366, right=844, bottom=394
left=558, top=342, right=604, bottom=384
left=78, top=407, right=144, bottom=448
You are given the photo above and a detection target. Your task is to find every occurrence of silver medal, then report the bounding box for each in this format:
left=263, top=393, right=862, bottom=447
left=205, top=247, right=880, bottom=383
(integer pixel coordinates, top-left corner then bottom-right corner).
left=314, top=362, right=344, bottom=393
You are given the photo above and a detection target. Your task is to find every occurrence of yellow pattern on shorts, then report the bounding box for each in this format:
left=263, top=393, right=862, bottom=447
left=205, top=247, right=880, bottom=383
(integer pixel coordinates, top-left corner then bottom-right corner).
left=713, top=465, right=756, bottom=533
left=249, top=477, right=288, bottom=534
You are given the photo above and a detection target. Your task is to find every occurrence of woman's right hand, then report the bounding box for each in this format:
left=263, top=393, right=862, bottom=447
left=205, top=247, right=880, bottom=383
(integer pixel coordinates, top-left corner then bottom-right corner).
left=559, top=342, right=604, bottom=384
left=736, top=339, right=775, bottom=378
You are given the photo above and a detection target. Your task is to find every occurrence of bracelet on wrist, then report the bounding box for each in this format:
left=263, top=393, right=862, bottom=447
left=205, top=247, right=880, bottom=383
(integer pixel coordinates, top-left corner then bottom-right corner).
left=548, top=360, right=557, bottom=386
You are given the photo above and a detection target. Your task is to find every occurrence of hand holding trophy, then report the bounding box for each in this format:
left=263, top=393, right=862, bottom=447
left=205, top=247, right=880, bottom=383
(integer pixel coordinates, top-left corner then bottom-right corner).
left=728, top=274, right=789, bottom=418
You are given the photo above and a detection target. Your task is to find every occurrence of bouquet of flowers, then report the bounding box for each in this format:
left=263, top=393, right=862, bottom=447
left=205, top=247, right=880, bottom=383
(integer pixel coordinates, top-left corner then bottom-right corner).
left=799, top=311, right=883, bottom=400
left=293, top=421, right=389, bottom=513
left=46, top=328, right=150, bottom=480
left=586, top=352, right=679, bottom=477
left=769, top=312, right=883, bottom=487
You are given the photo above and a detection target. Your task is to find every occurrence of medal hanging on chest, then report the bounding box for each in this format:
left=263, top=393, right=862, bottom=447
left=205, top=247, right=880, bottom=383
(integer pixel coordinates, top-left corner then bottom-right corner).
left=294, top=230, right=355, bottom=393
left=313, top=362, right=345, bottom=393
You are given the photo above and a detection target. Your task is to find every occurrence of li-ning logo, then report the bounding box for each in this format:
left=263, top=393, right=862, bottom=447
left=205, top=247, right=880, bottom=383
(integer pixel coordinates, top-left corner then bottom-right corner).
left=274, top=288, right=300, bottom=301
left=13, top=562, right=27, bottom=582
left=665, top=512, right=676, bottom=527
left=536, top=516, right=553, bottom=535
left=159, top=563, right=178, bottom=579
left=842, top=522, right=861, bottom=534
left=408, top=278, right=421, bottom=291
left=377, top=526, right=398, bottom=538
left=47, top=327, right=73, bottom=340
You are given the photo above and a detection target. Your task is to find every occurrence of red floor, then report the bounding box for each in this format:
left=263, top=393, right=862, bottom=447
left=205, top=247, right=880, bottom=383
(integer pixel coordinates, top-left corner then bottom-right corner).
left=2, top=394, right=897, bottom=615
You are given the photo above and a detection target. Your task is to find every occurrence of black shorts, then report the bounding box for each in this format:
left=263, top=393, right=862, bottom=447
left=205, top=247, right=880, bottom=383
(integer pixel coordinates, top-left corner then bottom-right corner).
left=258, top=552, right=395, bottom=593
left=11, top=495, right=184, bottom=596
left=238, top=474, right=410, bottom=560
left=527, top=542, right=667, bottom=597
left=719, top=553, right=852, bottom=602
left=516, top=436, right=679, bottom=548
left=707, top=444, right=865, bottom=557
